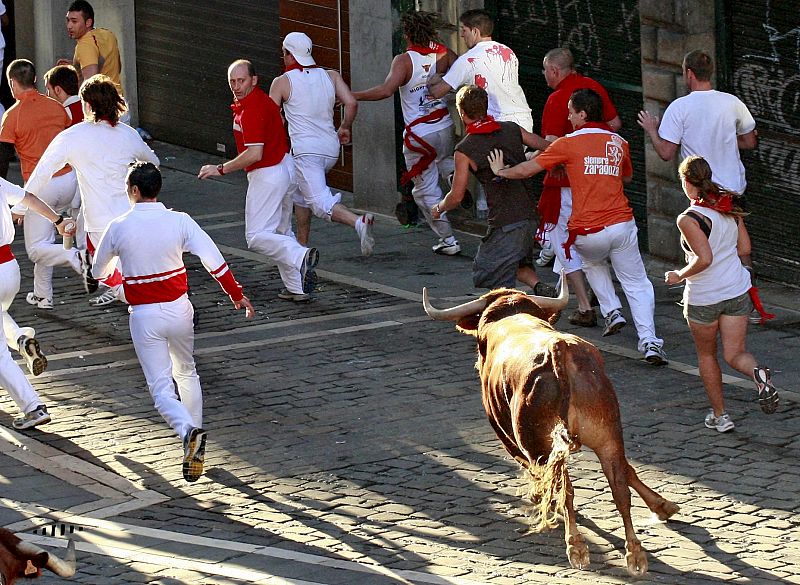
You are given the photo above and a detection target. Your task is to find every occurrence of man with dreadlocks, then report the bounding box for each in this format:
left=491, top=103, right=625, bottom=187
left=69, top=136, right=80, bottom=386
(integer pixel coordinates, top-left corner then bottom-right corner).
left=353, top=11, right=462, bottom=256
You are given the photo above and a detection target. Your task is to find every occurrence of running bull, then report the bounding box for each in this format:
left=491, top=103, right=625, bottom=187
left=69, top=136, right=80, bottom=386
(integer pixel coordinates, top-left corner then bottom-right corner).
left=422, top=279, right=679, bottom=576
left=0, top=528, right=75, bottom=584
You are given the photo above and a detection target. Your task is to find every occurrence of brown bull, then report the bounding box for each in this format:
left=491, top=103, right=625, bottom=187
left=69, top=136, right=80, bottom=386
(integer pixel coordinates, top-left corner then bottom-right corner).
left=0, top=528, right=75, bottom=584
left=423, top=280, right=679, bottom=576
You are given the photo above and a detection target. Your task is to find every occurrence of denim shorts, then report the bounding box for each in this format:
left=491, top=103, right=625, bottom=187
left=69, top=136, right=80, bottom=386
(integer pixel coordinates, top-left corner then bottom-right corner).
left=684, top=291, right=753, bottom=325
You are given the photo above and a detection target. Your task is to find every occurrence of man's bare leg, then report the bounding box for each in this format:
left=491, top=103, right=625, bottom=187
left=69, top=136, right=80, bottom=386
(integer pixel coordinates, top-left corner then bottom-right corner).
left=294, top=205, right=312, bottom=247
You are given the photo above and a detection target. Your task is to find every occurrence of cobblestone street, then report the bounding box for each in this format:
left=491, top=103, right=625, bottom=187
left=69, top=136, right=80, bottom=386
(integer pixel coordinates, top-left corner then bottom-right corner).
left=1, top=143, right=797, bottom=584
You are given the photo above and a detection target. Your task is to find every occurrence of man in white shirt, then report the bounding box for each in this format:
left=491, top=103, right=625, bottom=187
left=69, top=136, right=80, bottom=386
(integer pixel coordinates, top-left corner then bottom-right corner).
left=427, top=9, right=532, bottom=132
left=25, top=74, right=159, bottom=306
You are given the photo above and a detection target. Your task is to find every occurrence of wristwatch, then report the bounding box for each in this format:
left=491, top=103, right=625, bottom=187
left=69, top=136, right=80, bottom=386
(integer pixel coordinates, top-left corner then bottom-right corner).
left=217, top=163, right=225, bottom=175
left=53, top=216, right=64, bottom=226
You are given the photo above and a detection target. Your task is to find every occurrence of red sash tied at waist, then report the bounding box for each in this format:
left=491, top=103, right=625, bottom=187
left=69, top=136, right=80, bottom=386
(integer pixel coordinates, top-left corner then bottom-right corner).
left=0, top=244, right=14, bottom=265
left=401, top=107, right=449, bottom=185
left=563, top=226, right=605, bottom=260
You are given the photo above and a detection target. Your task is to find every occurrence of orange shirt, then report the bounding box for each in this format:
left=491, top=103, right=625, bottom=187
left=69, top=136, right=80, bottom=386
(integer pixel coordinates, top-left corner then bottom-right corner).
left=535, top=126, right=633, bottom=230
left=0, top=91, right=70, bottom=181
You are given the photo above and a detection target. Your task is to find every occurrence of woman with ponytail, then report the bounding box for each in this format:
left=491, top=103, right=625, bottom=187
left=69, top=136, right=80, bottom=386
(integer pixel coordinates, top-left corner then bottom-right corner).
left=664, top=155, right=779, bottom=432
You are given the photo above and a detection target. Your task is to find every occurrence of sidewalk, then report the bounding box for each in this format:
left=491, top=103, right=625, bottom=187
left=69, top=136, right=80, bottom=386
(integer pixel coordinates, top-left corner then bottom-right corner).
left=1, top=141, right=797, bottom=584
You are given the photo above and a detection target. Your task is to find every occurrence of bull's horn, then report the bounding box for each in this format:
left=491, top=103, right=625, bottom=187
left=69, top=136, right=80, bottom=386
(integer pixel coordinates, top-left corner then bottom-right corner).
left=17, top=538, right=76, bottom=577
left=529, top=271, right=569, bottom=310
left=422, top=287, right=488, bottom=321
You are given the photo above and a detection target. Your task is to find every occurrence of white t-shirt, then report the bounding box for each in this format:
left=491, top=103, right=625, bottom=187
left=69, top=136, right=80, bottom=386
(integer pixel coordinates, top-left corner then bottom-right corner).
left=1, top=176, right=25, bottom=246
left=24, top=120, right=159, bottom=233
left=659, top=90, right=756, bottom=194
left=442, top=40, right=531, bottom=121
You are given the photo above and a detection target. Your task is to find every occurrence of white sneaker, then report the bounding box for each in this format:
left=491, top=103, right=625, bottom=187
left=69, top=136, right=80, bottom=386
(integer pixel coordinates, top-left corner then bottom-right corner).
left=432, top=238, right=461, bottom=256
left=355, top=214, right=375, bottom=256
left=643, top=342, right=668, bottom=366
left=89, top=287, right=117, bottom=307
left=602, top=308, right=626, bottom=337
left=704, top=410, right=735, bottom=433
left=12, top=405, right=51, bottom=430
left=25, top=292, right=53, bottom=310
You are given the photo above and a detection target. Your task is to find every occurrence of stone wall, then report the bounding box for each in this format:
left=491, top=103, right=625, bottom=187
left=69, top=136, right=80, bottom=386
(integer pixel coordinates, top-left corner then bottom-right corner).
left=640, top=0, right=716, bottom=260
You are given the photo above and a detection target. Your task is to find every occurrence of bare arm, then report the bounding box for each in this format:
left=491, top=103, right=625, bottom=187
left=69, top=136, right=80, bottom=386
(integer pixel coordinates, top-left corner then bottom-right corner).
left=488, top=149, right=546, bottom=180
left=607, top=115, right=622, bottom=132
left=738, top=129, right=758, bottom=150
left=330, top=71, right=358, bottom=144
left=352, top=54, right=410, bottom=101
left=637, top=110, right=679, bottom=161
left=664, top=215, right=712, bottom=284
left=268, top=75, right=290, bottom=107
left=80, top=64, right=100, bottom=81
left=426, top=76, right=453, bottom=99
left=432, top=151, right=472, bottom=218
left=198, top=145, right=263, bottom=179
left=520, top=128, right=550, bottom=151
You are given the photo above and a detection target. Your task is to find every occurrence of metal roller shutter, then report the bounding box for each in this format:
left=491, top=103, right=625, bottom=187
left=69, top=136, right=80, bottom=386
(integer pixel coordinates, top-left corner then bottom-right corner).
left=726, top=0, right=800, bottom=285
left=135, top=1, right=281, bottom=159
left=486, top=1, right=647, bottom=242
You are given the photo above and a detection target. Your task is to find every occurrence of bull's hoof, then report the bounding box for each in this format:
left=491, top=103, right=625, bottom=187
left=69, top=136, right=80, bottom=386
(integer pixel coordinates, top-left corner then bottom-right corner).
left=625, top=541, right=648, bottom=576
left=566, top=541, right=590, bottom=570
left=654, top=499, right=680, bottom=521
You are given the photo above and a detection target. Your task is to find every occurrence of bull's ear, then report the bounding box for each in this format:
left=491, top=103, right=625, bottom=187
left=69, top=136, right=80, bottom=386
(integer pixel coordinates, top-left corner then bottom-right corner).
left=26, top=552, right=48, bottom=573
left=455, top=314, right=480, bottom=336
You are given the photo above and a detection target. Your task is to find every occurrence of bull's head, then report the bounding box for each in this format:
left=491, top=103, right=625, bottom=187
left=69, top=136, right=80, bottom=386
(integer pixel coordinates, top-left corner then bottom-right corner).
left=422, top=275, right=569, bottom=335
left=0, top=529, right=76, bottom=585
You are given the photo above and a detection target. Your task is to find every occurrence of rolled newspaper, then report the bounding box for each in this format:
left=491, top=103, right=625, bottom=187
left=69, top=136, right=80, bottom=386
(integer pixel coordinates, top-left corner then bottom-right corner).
left=63, top=220, right=76, bottom=249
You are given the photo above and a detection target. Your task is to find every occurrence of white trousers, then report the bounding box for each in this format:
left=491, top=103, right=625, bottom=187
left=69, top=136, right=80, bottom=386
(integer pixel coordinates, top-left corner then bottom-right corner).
left=403, top=126, right=455, bottom=240
left=497, top=111, right=534, bottom=133
left=129, top=295, right=201, bottom=440
left=0, top=259, right=42, bottom=414
left=24, top=171, right=81, bottom=300
left=573, top=219, right=663, bottom=351
left=245, top=155, right=308, bottom=295
left=289, top=154, right=341, bottom=219
left=545, top=187, right=583, bottom=275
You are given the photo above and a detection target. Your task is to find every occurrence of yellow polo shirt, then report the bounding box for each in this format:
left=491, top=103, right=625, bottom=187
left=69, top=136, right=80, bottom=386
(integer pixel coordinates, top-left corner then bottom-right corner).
left=74, top=28, right=124, bottom=97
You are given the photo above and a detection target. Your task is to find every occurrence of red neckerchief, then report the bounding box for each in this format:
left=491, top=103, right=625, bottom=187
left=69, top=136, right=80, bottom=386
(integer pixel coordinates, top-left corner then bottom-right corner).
left=407, top=42, right=447, bottom=55
left=578, top=121, right=612, bottom=132
left=692, top=195, right=734, bottom=214
left=283, top=63, right=320, bottom=73
left=466, top=116, right=501, bottom=135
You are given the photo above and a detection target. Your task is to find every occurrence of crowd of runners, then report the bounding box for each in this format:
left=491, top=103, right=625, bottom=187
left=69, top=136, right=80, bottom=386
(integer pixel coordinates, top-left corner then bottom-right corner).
left=0, top=3, right=781, bottom=483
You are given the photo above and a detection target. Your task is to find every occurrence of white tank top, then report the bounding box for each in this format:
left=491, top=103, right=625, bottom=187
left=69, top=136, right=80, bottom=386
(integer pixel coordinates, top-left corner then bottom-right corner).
left=399, top=51, right=453, bottom=138
left=682, top=206, right=752, bottom=306
left=283, top=68, right=341, bottom=158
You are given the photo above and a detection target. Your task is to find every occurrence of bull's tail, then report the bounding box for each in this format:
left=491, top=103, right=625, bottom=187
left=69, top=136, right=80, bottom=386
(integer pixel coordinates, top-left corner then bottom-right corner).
left=519, top=422, right=573, bottom=532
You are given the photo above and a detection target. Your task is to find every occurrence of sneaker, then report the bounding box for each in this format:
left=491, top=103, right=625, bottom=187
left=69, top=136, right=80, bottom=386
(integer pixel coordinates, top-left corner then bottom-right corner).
left=79, top=250, right=99, bottom=294
left=432, top=238, right=461, bottom=256
left=278, top=288, right=311, bottom=302
left=300, top=247, right=319, bottom=294
left=18, top=335, right=47, bottom=376
left=752, top=366, right=779, bottom=414
left=602, top=308, right=626, bottom=337
left=25, top=293, right=53, bottom=310
left=355, top=214, right=375, bottom=256
left=568, top=308, right=597, bottom=327
left=704, top=410, right=735, bottom=433
left=643, top=342, right=668, bottom=366
left=88, top=287, right=117, bottom=307
left=749, top=309, right=763, bottom=325
left=12, top=405, right=51, bottom=430
left=532, top=281, right=558, bottom=297
left=182, top=427, right=207, bottom=482
left=535, top=247, right=556, bottom=267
